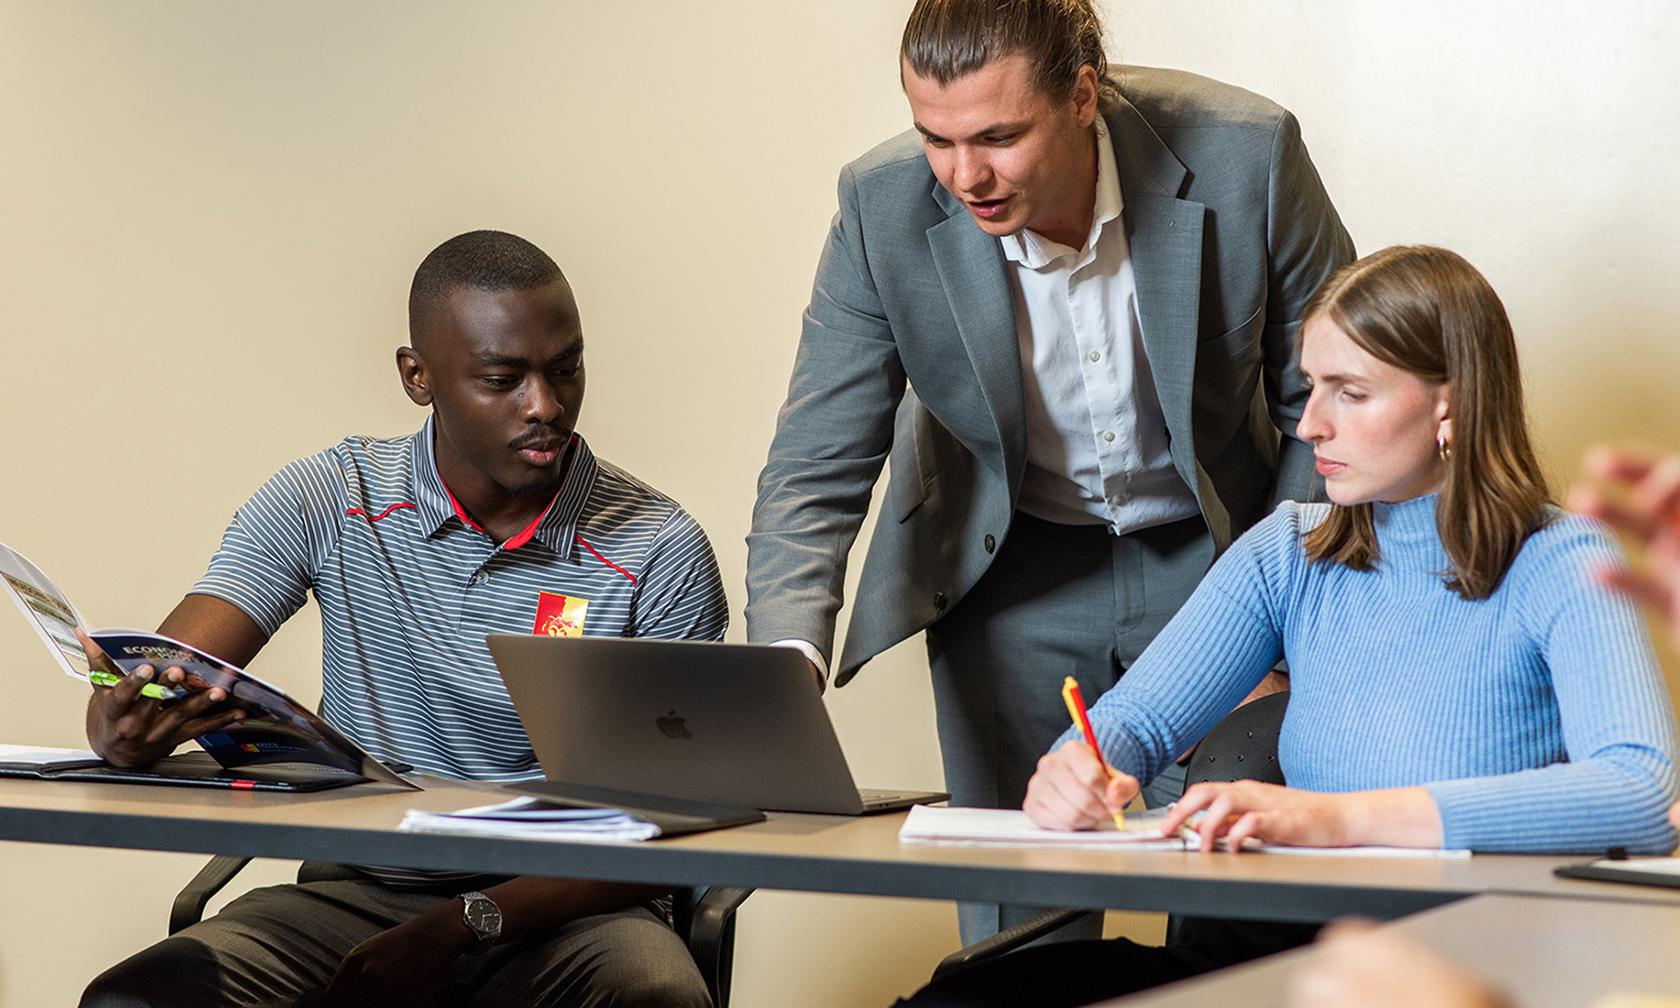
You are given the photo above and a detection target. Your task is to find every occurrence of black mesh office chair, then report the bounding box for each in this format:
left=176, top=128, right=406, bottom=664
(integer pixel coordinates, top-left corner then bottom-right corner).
left=171, top=857, right=753, bottom=1007
left=929, top=691, right=1291, bottom=980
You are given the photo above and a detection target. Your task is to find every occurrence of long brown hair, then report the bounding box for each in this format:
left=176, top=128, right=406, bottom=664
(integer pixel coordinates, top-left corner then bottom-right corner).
left=1300, top=246, right=1553, bottom=599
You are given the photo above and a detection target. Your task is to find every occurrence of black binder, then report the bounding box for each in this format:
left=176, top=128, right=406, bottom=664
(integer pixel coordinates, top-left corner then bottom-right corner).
left=0, top=750, right=393, bottom=793
left=1555, top=857, right=1680, bottom=891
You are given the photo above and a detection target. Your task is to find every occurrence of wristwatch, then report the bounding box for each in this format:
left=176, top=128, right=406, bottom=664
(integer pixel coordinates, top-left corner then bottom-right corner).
left=459, top=890, right=503, bottom=952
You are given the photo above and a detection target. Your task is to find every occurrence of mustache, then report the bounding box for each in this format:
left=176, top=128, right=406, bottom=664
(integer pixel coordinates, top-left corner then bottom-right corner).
left=509, top=430, right=568, bottom=451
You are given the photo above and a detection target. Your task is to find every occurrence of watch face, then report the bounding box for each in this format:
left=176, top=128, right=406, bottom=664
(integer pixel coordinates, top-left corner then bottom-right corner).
left=464, top=895, right=502, bottom=941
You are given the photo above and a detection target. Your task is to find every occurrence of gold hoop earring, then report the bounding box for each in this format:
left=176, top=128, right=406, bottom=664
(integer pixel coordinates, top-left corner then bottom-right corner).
left=1437, top=436, right=1452, bottom=462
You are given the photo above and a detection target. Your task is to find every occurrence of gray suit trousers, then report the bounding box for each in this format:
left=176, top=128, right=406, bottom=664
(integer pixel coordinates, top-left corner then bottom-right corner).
left=928, top=513, right=1210, bottom=943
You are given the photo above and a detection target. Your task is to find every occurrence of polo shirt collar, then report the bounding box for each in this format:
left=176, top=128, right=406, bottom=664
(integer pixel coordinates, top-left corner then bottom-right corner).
left=409, top=416, right=599, bottom=558
left=411, top=418, right=454, bottom=536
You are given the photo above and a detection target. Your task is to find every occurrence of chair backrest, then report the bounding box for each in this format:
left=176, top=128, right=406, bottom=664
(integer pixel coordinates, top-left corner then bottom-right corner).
left=1183, top=691, right=1289, bottom=789
left=1168, top=692, right=1312, bottom=952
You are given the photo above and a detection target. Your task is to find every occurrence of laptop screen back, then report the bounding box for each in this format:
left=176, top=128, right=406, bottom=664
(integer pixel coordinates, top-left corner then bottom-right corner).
left=488, top=635, right=869, bottom=813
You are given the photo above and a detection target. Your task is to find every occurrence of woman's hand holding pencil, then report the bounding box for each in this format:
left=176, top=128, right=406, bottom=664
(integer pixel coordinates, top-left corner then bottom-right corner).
left=1021, top=677, right=1140, bottom=831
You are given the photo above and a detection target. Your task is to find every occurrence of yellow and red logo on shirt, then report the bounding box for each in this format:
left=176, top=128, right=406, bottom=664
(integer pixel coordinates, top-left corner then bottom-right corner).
left=533, top=591, right=590, bottom=637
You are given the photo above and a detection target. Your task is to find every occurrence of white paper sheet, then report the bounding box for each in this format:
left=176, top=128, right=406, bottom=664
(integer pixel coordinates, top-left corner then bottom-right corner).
left=0, top=743, right=102, bottom=767
left=898, top=805, right=1190, bottom=850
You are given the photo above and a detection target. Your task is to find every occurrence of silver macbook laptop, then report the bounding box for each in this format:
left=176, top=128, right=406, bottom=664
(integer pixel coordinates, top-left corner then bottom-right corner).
left=487, top=635, right=948, bottom=815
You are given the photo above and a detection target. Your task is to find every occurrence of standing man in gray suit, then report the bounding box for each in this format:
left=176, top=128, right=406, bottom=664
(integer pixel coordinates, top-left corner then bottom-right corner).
left=747, top=0, right=1352, bottom=941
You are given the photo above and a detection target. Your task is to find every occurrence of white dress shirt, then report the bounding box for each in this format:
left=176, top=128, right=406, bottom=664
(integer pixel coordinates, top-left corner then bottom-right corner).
left=1000, top=116, right=1199, bottom=534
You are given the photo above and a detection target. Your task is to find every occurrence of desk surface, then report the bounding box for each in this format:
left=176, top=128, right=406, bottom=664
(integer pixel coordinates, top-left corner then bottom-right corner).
left=1110, top=892, right=1680, bottom=1007
left=1, top=776, right=1675, bottom=924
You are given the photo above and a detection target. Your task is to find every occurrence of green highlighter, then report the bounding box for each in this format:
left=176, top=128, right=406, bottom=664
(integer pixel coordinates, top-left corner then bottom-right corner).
left=88, top=669, right=186, bottom=701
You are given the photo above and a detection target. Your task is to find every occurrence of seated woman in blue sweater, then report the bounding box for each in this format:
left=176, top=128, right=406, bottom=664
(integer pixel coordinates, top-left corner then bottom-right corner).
left=894, top=245, right=1678, bottom=1008
left=1281, top=443, right=1680, bottom=1008
left=1025, top=243, right=1678, bottom=856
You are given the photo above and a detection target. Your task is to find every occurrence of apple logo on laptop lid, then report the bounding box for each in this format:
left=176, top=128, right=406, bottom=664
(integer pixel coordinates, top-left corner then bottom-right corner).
left=656, top=710, right=692, bottom=740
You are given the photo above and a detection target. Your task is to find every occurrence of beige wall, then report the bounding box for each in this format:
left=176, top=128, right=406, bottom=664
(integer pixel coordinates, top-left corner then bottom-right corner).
left=1, top=1, right=1677, bottom=1005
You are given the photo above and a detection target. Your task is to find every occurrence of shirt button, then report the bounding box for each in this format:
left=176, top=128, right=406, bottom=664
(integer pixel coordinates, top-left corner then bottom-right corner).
left=983, top=534, right=996, bottom=554
left=469, top=571, right=487, bottom=586
left=932, top=591, right=948, bottom=613
left=1088, top=351, right=1101, bottom=363
left=1102, top=431, right=1116, bottom=443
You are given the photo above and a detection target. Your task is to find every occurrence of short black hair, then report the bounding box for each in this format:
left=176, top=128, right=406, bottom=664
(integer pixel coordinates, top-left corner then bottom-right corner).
left=408, top=230, right=564, bottom=342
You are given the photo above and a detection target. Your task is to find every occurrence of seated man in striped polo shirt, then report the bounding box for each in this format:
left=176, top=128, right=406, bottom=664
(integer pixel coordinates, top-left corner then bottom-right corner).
left=79, top=230, right=727, bottom=1008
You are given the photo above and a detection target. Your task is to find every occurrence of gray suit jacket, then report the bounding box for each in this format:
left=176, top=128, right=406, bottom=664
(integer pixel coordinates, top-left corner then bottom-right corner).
left=746, top=66, right=1354, bottom=686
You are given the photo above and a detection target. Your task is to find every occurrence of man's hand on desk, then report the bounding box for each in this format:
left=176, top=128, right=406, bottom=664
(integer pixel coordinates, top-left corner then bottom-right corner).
left=79, top=629, right=245, bottom=768
left=1023, top=742, right=1138, bottom=830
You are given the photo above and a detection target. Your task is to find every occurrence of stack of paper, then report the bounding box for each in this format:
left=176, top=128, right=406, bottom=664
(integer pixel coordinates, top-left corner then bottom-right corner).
left=400, top=796, right=662, bottom=842
left=0, top=743, right=103, bottom=771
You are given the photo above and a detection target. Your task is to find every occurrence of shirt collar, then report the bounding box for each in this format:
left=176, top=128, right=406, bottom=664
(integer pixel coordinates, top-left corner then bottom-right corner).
left=999, top=116, right=1125, bottom=269
left=409, top=415, right=599, bottom=558
left=411, top=417, right=455, bottom=536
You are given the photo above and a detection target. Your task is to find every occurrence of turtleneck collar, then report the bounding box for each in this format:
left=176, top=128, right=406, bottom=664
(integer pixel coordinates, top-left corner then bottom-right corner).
left=1370, top=493, right=1450, bottom=571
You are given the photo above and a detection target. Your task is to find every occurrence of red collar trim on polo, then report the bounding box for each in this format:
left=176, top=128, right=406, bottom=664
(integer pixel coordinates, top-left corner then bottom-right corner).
left=441, top=481, right=560, bottom=552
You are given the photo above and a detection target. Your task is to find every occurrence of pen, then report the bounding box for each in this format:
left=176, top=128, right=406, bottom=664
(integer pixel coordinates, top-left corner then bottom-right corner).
left=88, top=669, right=183, bottom=701
left=1061, top=675, right=1125, bottom=831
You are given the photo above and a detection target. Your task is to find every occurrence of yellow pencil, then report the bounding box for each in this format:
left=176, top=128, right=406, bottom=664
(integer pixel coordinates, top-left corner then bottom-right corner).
left=1061, top=676, right=1125, bottom=830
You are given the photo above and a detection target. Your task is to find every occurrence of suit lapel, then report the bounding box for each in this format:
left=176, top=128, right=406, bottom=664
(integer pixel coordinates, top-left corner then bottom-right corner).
left=1106, top=97, right=1205, bottom=494
left=927, top=188, right=1026, bottom=491
left=1125, top=194, right=1202, bottom=475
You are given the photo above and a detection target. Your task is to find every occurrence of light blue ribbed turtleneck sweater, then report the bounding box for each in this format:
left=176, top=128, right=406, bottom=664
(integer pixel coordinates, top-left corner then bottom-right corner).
left=1066, top=495, right=1679, bottom=853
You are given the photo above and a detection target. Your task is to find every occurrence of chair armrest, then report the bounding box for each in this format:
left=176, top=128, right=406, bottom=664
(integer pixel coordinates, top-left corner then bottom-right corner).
left=168, top=855, right=252, bottom=935
left=930, top=908, right=1093, bottom=982
left=686, top=886, right=753, bottom=1008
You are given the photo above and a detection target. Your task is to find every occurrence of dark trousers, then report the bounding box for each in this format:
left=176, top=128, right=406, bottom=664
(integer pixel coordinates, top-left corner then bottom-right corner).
left=80, top=864, right=708, bottom=1008
left=927, top=512, right=1212, bottom=943
left=896, top=918, right=1322, bottom=1007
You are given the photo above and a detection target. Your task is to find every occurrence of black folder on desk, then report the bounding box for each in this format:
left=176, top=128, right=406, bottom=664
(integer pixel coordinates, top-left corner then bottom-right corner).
left=1555, top=857, right=1680, bottom=891
left=505, top=780, right=766, bottom=837
left=0, top=750, right=382, bottom=793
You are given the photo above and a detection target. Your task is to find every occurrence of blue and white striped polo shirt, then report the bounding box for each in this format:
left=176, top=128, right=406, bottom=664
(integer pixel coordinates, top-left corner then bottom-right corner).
left=193, top=416, right=728, bottom=784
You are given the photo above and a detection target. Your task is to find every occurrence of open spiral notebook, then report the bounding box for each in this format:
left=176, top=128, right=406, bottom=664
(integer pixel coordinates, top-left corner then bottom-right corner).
left=898, top=805, right=1472, bottom=857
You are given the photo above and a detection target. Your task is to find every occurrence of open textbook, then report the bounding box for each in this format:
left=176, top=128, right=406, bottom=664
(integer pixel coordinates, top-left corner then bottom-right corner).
left=899, top=805, right=1472, bottom=858
left=0, top=540, right=415, bottom=791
